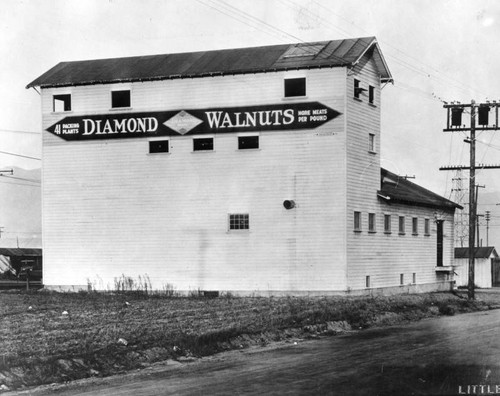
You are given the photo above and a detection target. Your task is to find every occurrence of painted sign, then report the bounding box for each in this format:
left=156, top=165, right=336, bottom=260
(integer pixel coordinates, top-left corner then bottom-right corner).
left=46, top=102, right=341, bottom=141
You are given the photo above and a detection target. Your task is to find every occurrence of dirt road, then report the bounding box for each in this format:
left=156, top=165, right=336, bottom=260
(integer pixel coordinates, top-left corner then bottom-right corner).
left=12, top=308, right=500, bottom=395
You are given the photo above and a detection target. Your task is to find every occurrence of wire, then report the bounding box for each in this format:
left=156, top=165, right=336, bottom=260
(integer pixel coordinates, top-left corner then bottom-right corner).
left=0, top=128, right=41, bottom=135
left=0, top=175, right=40, bottom=184
left=0, top=150, right=41, bottom=161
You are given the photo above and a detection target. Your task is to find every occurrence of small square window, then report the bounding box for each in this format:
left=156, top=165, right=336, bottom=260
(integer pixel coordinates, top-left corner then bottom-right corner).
left=238, top=136, right=259, bottom=150
left=149, top=140, right=169, bottom=153
left=384, top=214, right=391, bottom=233
left=369, top=133, right=376, bottom=153
left=53, top=94, right=71, bottom=112
left=399, top=216, right=405, bottom=235
left=111, top=90, right=131, bottom=108
left=412, top=217, right=418, bottom=235
left=368, top=213, right=376, bottom=233
left=193, top=137, right=214, bottom=151
left=229, top=214, right=249, bottom=230
left=354, top=211, right=361, bottom=232
left=369, top=86, right=375, bottom=104
left=284, top=78, right=306, bottom=97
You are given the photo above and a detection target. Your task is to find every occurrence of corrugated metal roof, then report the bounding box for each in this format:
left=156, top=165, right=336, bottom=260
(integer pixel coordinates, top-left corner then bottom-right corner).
left=26, top=37, right=393, bottom=88
left=378, top=168, right=462, bottom=210
left=0, top=248, right=42, bottom=257
left=455, top=247, right=498, bottom=259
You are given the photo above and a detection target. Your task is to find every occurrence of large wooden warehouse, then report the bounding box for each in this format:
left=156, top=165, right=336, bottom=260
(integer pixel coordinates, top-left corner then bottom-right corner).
left=27, top=37, right=460, bottom=295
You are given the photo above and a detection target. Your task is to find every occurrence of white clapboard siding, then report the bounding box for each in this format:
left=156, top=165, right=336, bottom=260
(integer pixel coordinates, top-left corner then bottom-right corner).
left=41, top=68, right=350, bottom=292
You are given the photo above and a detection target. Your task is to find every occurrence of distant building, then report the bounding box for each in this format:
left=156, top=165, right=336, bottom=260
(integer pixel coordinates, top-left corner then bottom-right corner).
left=454, top=247, right=500, bottom=288
left=27, top=37, right=460, bottom=295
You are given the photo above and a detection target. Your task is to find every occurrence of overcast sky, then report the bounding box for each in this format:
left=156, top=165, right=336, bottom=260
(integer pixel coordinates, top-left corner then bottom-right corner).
left=2, top=0, right=500, bottom=200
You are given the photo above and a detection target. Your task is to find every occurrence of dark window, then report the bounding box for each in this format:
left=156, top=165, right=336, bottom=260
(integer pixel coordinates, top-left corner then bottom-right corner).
left=366, top=276, right=371, bottom=288
left=424, top=219, right=430, bottom=235
left=368, top=213, right=376, bottom=233
left=413, top=273, right=417, bottom=284
left=229, top=214, right=249, bottom=230
left=149, top=140, right=169, bottom=153
left=400, top=274, right=404, bottom=285
left=412, top=217, right=418, bottom=235
left=238, top=136, right=259, bottom=150
left=284, top=78, right=306, bottom=97
left=193, top=137, right=214, bottom=151
left=111, top=90, right=131, bottom=108
left=369, top=85, right=375, bottom=104
left=399, top=216, right=405, bottom=235
left=354, top=211, right=361, bottom=231
left=53, top=94, right=71, bottom=112
left=354, top=79, right=361, bottom=99
left=384, top=214, right=391, bottom=233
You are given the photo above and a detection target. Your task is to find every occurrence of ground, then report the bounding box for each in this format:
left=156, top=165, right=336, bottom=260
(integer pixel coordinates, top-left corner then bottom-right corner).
left=0, top=288, right=498, bottom=392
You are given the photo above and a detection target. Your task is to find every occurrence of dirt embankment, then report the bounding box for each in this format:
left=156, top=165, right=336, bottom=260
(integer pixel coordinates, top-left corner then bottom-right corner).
left=0, top=290, right=496, bottom=392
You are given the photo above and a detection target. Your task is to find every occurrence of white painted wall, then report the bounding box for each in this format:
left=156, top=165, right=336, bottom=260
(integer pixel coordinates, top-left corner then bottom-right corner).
left=454, top=258, right=492, bottom=288
left=41, top=68, right=349, bottom=292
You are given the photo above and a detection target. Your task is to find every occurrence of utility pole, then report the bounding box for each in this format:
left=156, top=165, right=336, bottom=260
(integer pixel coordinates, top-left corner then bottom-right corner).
left=441, top=100, right=500, bottom=300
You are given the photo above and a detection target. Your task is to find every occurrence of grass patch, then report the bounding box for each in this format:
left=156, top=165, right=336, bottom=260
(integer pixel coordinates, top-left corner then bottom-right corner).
left=0, top=290, right=493, bottom=390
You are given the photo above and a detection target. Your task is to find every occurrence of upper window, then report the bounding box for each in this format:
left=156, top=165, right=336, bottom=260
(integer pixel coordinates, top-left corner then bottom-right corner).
left=284, top=78, right=306, bottom=97
left=53, top=94, right=71, bottom=112
left=149, top=140, right=169, bottom=154
left=193, top=137, right=214, bottom=151
left=369, top=86, right=375, bottom=104
left=111, top=90, right=131, bottom=108
left=354, top=79, right=361, bottom=99
left=229, top=214, right=249, bottom=230
left=412, top=217, right=419, bottom=235
left=238, top=136, right=259, bottom=150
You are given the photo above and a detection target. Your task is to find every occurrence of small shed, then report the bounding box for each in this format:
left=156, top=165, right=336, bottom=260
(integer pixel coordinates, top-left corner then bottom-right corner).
left=454, top=247, right=499, bottom=288
left=0, top=248, right=42, bottom=281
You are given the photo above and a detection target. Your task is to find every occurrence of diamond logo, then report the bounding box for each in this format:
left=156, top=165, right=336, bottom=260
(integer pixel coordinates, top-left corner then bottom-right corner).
left=164, top=111, right=203, bottom=135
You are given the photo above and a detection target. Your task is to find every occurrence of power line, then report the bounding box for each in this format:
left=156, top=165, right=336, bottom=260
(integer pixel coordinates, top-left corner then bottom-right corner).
left=0, top=128, right=40, bottom=135
left=0, top=150, right=41, bottom=161
left=1, top=175, right=40, bottom=184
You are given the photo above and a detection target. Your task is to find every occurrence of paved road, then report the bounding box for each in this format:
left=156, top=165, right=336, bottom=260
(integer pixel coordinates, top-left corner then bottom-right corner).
left=16, top=309, right=500, bottom=395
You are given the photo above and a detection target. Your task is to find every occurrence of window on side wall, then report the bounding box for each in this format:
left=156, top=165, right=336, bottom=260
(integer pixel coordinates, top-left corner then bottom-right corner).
left=354, top=211, right=362, bottom=232
left=424, top=218, right=430, bottom=236
left=369, top=133, right=376, bottom=153
left=53, top=94, right=71, bottom=112
left=399, top=216, right=405, bottom=235
left=412, top=217, right=418, bottom=235
left=368, top=213, right=376, bottom=233
left=369, top=85, right=375, bottom=104
left=384, top=214, right=391, bottom=234
left=111, top=90, right=131, bottom=108
left=354, top=79, right=361, bottom=99
left=229, top=214, right=249, bottom=231
left=284, top=77, right=306, bottom=97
